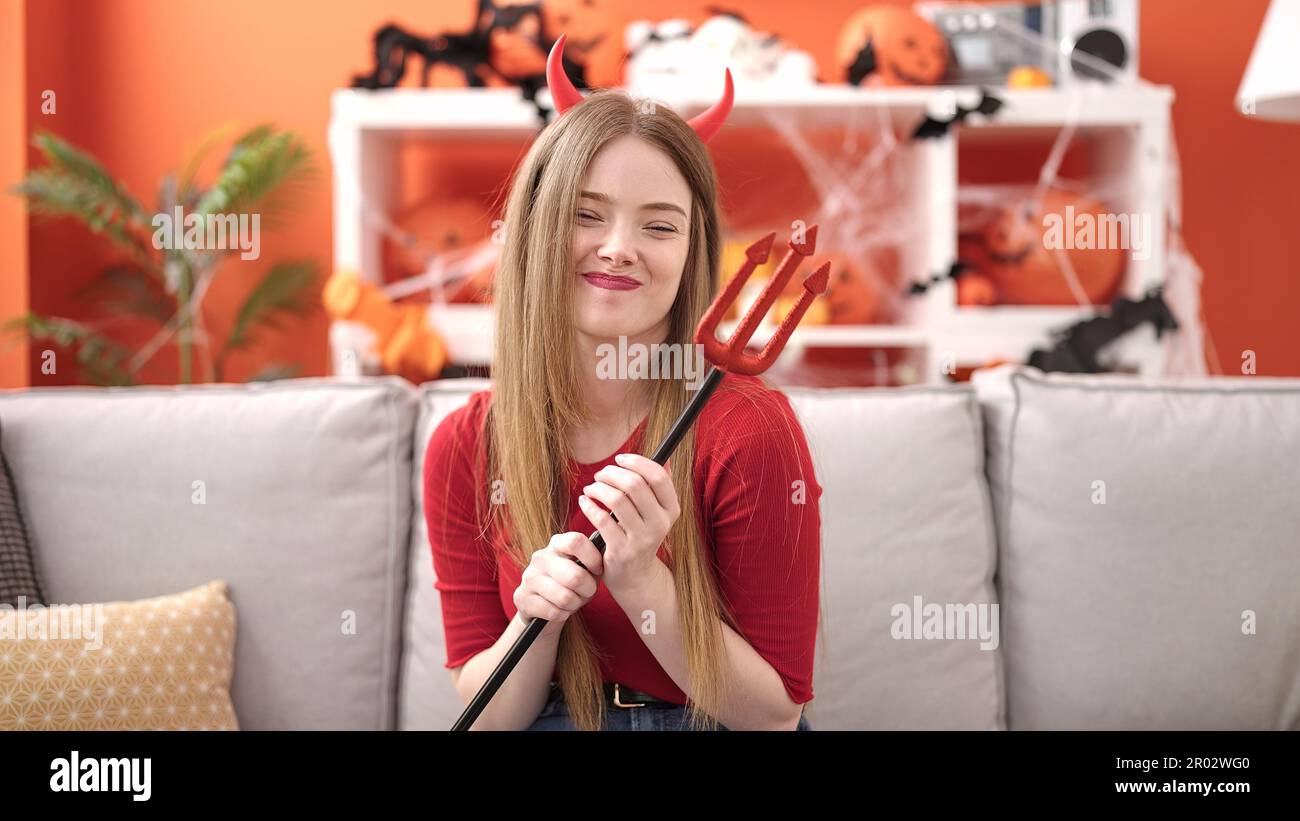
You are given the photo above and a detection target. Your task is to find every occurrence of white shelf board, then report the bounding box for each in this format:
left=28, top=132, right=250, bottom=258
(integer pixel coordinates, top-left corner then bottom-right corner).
left=960, top=84, right=1174, bottom=128
left=330, top=88, right=540, bottom=138
left=329, top=83, right=1174, bottom=135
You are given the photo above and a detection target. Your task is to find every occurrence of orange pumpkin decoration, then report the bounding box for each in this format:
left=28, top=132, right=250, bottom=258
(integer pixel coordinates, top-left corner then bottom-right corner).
left=487, top=1, right=606, bottom=83
left=1007, top=65, right=1052, bottom=88
left=718, top=239, right=777, bottom=321
left=771, top=254, right=883, bottom=326
left=957, top=188, right=1126, bottom=306
left=956, top=271, right=998, bottom=306
left=837, top=6, right=948, bottom=87
left=822, top=255, right=883, bottom=324
left=383, top=196, right=497, bottom=303
left=539, top=0, right=607, bottom=60
left=720, top=241, right=883, bottom=326
left=486, top=13, right=547, bottom=80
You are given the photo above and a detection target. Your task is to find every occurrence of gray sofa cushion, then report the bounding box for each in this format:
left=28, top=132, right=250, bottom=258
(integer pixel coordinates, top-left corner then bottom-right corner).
left=785, top=385, right=1003, bottom=730
left=402, top=379, right=1004, bottom=730
left=400, top=379, right=493, bottom=731
left=0, top=376, right=418, bottom=729
left=973, top=365, right=1300, bottom=729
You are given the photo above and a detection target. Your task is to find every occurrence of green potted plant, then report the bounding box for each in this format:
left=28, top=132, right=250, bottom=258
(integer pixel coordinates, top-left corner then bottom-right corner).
left=5, top=125, right=319, bottom=385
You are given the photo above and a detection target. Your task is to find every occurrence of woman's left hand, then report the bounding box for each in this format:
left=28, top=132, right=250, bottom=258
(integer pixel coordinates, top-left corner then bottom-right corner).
left=578, top=453, right=680, bottom=599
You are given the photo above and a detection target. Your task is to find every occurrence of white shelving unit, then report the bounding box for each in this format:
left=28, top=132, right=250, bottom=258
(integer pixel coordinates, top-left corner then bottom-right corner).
left=328, top=82, right=1174, bottom=382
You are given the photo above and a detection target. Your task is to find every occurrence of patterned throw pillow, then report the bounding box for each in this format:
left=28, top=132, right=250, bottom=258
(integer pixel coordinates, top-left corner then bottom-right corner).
left=0, top=414, right=46, bottom=606
left=0, top=580, right=239, bottom=730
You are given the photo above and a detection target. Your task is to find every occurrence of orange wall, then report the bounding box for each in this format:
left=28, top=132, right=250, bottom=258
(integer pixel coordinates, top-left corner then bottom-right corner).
left=1141, top=0, right=1300, bottom=377
left=6, top=0, right=1298, bottom=386
left=1, top=0, right=28, bottom=387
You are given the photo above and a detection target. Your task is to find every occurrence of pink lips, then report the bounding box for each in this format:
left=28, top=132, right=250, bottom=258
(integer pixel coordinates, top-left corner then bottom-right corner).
left=581, top=272, right=642, bottom=291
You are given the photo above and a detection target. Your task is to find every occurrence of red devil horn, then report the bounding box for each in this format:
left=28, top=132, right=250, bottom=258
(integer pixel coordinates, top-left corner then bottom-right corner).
left=548, top=34, right=733, bottom=141
left=546, top=34, right=584, bottom=114
left=687, top=69, right=734, bottom=143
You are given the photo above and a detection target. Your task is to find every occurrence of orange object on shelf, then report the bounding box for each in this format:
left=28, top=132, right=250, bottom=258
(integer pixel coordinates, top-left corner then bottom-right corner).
left=957, top=187, right=1126, bottom=306
left=719, top=239, right=777, bottom=321
left=951, top=357, right=1016, bottom=383
left=822, top=254, right=884, bottom=325
left=382, top=195, right=497, bottom=303
left=1007, top=65, right=1053, bottom=88
left=956, top=271, right=998, bottom=306
left=837, top=6, right=948, bottom=87
left=323, top=270, right=447, bottom=382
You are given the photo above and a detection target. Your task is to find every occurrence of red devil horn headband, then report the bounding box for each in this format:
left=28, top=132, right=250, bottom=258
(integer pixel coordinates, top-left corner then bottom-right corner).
left=546, top=34, right=734, bottom=143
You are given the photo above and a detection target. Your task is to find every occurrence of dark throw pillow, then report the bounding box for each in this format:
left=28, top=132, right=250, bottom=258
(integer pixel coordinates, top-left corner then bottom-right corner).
left=0, top=413, right=46, bottom=606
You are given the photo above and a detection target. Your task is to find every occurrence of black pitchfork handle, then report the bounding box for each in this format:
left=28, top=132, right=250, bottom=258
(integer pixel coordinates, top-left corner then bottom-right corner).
left=450, top=367, right=726, bottom=731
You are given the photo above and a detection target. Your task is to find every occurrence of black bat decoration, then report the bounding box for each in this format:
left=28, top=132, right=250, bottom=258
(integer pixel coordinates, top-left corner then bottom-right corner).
left=909, top=260, right=970, bottom=295
left=1028, top=287, right=1180, bottom=374
left=912, top=90, right=1004, bottom=139
left=846, top=37, right=878, bottom=87
left=350, top=0, right=592, bottom=125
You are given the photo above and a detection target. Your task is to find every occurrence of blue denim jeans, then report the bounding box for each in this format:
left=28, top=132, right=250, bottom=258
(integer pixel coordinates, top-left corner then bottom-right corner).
left=525, top=685, right=813, bottom=731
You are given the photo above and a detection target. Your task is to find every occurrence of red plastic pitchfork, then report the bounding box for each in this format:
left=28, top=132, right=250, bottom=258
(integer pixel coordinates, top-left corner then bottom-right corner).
left=451, top=228, right=829, bottom=731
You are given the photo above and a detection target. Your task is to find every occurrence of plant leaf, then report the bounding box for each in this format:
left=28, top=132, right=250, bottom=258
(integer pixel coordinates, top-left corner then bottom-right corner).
left=1, top=312, right=138, bottom=386
left=15, top=132, right=153, bottom=259
left=221, top=261, right=318, bottom=357
left=177, top=122, right=237, bottom=203
left=28, top=132, right=147, bottom=221
left=75, top=264, right=176, bottom=323
left=195, top=127, right=316, bottom=222
left=16, top=169, right=152, bottom=258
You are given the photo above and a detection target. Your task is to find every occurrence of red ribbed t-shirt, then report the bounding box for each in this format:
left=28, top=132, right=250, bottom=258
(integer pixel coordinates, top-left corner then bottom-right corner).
left=422, top=374, right=822, bottom=705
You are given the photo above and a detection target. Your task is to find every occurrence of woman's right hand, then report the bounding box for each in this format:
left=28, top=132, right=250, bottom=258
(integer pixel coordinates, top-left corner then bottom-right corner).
left=513, top=532, right=604, bottom=639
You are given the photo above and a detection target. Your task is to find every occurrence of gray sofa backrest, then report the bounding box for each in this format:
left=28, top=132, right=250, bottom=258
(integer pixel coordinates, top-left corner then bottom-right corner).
left=7, top=366, right=1297, bottom=730
left=400, top=379, right=1004, bottom=730
left=1, top=377, right=419, bottom=730
left=974, top=366, right=1300, bottom=730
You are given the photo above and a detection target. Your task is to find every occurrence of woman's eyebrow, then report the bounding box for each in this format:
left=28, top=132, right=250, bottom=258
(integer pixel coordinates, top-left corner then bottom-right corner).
left=579, top=190, right=687, bottom=218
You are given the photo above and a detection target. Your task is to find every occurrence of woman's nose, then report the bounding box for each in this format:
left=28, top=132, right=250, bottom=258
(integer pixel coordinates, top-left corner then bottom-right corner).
left=596, top=224, right=636, bottom=268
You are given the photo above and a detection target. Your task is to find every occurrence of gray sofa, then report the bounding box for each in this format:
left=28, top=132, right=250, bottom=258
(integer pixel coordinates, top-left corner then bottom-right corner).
left=2, top=365, right=1297, bottom=730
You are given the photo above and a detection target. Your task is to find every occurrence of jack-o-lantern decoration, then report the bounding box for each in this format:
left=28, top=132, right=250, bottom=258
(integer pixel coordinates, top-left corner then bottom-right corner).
left=486, top=0, right=606, bottom=81
left=719, top=240, right=885, bottom=326
left=771, top=253, right=884, bottom=326
left=837, top=6, right=948, bottom=87
left=821, top=254, right=883, bottom=324
left=383, top=196, right=497, bottom=303
left=955, top=267, right=998, bottom=306
left=351, top=1, right=603, bottom=122
left=484, top=12, right=547, bottom=80
left=539, top=0, right=607, bottom=60
left=957, top=188, right=1126, bottom=306
left=719, top=238, right=775, bottom=322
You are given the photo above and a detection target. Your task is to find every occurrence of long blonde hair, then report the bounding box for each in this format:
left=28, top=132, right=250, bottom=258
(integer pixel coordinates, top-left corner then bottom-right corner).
left=483, top=90, right=744, bottom=730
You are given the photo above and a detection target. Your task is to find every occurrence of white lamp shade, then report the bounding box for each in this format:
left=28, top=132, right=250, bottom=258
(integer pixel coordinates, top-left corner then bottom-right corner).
left=1237, top=0, right=1300, bottom=121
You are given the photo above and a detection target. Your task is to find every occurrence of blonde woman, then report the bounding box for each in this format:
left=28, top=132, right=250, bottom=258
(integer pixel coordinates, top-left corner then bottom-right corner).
left=424, top=37, right=822, bottom=731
